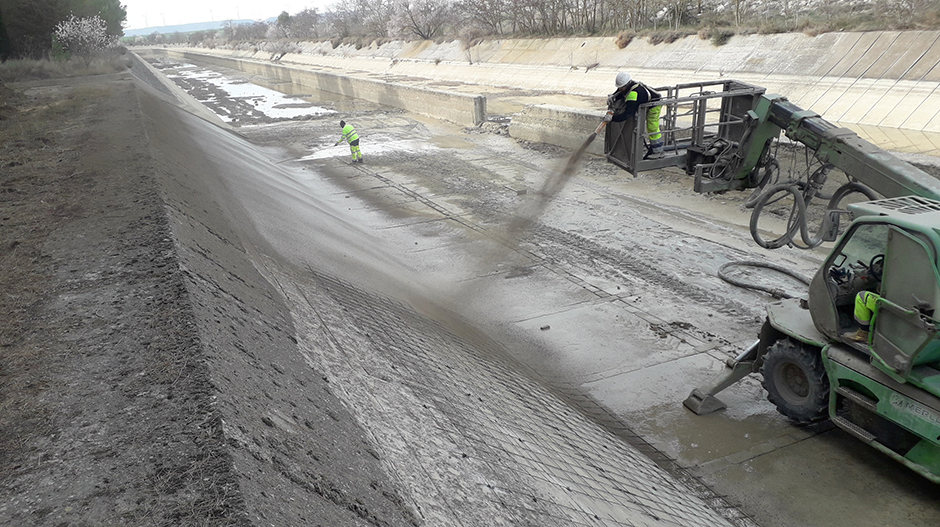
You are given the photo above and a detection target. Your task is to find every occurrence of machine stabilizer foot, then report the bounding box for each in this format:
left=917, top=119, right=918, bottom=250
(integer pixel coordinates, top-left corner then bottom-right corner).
left=683, top=389, right=727, bottom=415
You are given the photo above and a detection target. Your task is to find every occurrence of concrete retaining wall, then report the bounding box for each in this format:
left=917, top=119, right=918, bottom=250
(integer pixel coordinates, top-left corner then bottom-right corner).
left=508, top=105, right=606, bottom=156
left=157, top=49, right=486, bottom=127
left=168, top=31, right=940, bottom=133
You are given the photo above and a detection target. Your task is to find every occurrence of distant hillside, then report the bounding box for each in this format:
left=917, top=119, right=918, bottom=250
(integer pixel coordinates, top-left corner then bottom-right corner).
left=124, top=20, right=264, bottom=37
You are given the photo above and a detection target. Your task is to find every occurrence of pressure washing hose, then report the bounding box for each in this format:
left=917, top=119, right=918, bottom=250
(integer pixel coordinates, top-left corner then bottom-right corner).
left=748, top=181, right=879, bottom=250
left=718, top=261, right=812, bottom=299
left=593, top=113, right=611, bottom=135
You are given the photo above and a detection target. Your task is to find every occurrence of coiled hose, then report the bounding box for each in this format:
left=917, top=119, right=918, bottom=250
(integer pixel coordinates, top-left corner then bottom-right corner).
left=749, top=181, right=878, bottom=250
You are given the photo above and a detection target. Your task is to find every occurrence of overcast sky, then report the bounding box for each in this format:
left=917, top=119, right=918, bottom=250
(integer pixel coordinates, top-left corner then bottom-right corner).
left=122, top=0, right=333, bottom=30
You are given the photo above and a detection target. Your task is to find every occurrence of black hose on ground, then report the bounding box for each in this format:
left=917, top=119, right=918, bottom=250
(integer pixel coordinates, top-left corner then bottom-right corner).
left=718, top=261, right=812, bottom=299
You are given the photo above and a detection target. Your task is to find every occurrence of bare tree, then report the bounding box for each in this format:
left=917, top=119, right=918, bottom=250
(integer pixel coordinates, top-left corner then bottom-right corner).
left=573, top=0, right=605, bottom=33
left=233, top=21, right=269, bottom=40
left=274, top=11, right=292, bottom=38
left=357, top=0, right=394, bottom=37
left=733, top=0, right=749, bottom=26
left=459, top=0, right=507, bottom=34
left=507, top=0, right=539, bottom=33
left=887, top=0, right=938, bottom=27
left=666, top=0, right=694, bottom=29
left=388, top=0, right=452, bottom=39
left=291, top=8, right=321, bottom=39
left=326, top=5, right=359, bottom=38
left=188, top=30, right=206, bottom=45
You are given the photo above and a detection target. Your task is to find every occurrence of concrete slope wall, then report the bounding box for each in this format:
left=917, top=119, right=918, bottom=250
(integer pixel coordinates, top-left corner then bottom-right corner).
left=154, top=49, right=486, bottom=126
left=177, top=31, right=940, bottom=133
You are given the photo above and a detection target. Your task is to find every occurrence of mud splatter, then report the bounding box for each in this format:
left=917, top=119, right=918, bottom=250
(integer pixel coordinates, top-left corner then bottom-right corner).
left=509, top=132, right=600, bottom=237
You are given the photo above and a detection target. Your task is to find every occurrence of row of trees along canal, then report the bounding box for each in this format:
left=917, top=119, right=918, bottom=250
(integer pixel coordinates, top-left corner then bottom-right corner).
left=2, top=0, right=939, bottom=61
left=127, top=0, right=940, bottom=49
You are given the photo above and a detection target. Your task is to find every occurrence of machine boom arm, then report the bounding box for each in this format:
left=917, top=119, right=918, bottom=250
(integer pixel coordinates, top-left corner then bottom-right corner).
left=763, top=97, right=940, bottom=201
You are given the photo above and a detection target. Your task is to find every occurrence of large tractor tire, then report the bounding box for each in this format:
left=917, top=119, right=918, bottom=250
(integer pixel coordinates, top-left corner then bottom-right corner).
left=760, top=338, right=830, bottom=424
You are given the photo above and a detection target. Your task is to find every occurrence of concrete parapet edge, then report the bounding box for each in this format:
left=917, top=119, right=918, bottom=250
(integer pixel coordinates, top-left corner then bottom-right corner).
left=155, top=49, right=486, bottom=127
left=510, top=104, right=606, bottom=156
left=128, top=51, right=232, bottom=130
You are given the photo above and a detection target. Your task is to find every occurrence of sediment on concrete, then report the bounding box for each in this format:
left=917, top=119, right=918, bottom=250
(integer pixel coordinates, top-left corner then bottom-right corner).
left=158, top=31, right=940, bottom=133
left=129, top=52, right=232, bottom=129
left=133, top=73, right=422, bottom=526
left=127, top=57, right=750, bottom=527
left=140, top=48, right=486, bottom=127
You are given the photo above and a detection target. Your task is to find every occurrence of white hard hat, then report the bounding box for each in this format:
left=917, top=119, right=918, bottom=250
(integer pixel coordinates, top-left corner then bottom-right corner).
left=615, top=72, right=632, bottom=88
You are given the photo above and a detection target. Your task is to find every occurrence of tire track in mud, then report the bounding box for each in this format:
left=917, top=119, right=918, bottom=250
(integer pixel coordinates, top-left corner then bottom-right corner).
left=530, top=224, right=763, bottom=321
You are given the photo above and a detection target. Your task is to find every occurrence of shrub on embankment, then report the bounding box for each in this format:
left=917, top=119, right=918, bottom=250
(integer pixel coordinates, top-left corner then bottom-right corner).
left=0, top=50, right=130, bottom=82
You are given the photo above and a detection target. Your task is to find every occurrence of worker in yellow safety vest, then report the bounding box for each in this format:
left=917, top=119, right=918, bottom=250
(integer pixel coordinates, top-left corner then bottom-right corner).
left=605, top=72, right=664, bottom=159
left=335, top=120, right=363, bottom=163
left=850, top=290, right=881, bottom=343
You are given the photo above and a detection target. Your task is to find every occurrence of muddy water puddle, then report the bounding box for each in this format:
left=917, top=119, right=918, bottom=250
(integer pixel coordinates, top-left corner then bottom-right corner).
left=150, top=57, right=367, bottom=123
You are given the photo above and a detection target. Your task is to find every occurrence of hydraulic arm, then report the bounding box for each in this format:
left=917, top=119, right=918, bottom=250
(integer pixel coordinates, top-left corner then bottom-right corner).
left=605, top=82, right=940, bottom=248
left=761, top=97, right=940, bottom=201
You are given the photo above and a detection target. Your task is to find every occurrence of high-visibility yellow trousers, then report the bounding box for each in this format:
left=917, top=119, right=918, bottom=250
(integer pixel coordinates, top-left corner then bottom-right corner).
left=647, top=105, right=663, bottom=142
left=854, top=290, right=880, bottom=326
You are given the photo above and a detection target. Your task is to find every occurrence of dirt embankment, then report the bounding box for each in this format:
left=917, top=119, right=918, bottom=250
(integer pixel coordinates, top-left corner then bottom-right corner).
left=0, top=73, right=244, bottom=525
left=0, top=74, right=416, bottom=526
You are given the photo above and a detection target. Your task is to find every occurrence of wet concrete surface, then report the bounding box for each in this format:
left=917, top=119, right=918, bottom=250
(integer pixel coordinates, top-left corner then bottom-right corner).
left=142, top=56, right=940, bottom=526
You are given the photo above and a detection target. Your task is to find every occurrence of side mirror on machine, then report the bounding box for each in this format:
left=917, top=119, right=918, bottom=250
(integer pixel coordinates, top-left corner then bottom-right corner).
left=821, top=209, right=852, bottom=242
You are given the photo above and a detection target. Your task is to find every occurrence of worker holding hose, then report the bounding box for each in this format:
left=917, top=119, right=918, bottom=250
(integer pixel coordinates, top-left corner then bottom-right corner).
left=335, top=120, right=363, bottom=163
left=606, top=72, right=664, bottom=159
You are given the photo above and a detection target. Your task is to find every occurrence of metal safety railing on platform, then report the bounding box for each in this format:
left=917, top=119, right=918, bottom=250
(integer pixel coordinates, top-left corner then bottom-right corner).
left=605, top=79, right=767, bottom=191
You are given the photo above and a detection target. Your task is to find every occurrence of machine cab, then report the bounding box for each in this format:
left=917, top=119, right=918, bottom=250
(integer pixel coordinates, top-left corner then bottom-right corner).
left=809, top=197, right=940, bottom=382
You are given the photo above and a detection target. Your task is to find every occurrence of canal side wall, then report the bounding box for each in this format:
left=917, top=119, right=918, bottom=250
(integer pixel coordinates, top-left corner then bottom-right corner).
left=136, top=32, right=940, bottom=156
left=144, top=49, right=487, bottom=127
left=509, top=105, right=610, bottom=156
left=138, top=46, right=605, bottom=150
left=155, top=31, right=940, bottom=134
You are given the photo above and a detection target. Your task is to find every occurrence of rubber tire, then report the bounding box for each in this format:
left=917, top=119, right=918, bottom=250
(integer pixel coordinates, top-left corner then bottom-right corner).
left=760, top=338, right=830, bottom=424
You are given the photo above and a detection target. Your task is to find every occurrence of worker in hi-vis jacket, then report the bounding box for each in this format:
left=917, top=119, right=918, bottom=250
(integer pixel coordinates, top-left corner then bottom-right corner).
left=335, top=120, right=363, bottom=163
left=606, top=72, right=664, bottom=159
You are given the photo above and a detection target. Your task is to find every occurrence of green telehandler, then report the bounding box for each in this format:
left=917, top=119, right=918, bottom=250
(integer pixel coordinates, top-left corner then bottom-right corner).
left=605, top=80, right=940, bottom=483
